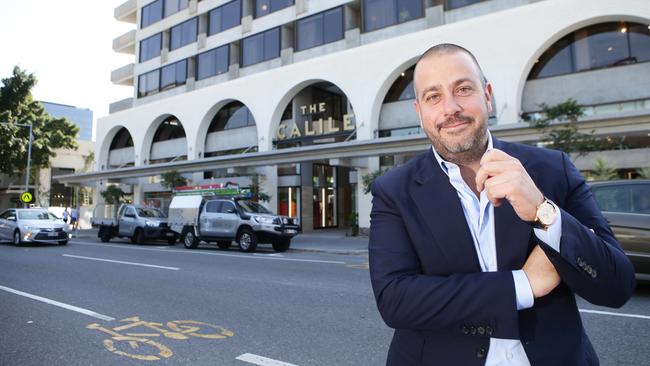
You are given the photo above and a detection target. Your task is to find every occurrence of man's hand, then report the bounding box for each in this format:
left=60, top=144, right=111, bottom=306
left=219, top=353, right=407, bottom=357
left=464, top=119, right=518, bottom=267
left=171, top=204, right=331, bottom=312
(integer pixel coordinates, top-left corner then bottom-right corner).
left=475, top=149, right=544, bottom=222
left=523, top=245, right=561, bottom=298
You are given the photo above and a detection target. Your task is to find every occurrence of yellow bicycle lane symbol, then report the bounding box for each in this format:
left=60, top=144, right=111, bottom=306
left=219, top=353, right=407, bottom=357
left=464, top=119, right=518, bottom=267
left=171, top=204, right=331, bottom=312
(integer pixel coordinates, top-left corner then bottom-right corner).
left=87, top=316, right=234, bottom=361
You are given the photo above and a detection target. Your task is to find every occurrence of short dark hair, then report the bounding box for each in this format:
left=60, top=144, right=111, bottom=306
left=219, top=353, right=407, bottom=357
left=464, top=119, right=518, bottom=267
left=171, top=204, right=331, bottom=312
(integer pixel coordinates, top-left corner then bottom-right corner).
left=413, top=43, right=487, bottom=98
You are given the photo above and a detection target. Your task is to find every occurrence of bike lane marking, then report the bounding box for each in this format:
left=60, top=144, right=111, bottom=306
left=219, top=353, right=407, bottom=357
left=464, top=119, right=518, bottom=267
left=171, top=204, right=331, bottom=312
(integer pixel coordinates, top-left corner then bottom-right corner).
left=70, top=241, right=345, bottom=264
left=0, top=284, right=115, bottom=321
left=63, top=254, right=180, bottom=270
left=236, top=353, right=299, bottom=366
left=579, top=309, right=650, bottom=320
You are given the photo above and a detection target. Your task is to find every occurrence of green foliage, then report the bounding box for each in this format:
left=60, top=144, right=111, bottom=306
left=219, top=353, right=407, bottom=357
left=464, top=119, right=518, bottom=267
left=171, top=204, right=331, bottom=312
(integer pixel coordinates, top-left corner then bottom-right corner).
left=160, top=170, right=188, bottom=190
left=0, top=66, right=80, bottom=176
left=347, top=211, right=359, bottom=236
left=589, top=157, right=618, bottom=181
left=249, top=175, right=271, bottom=202
left=362, top=168, right=389, bottom=195
left=528, top=99, right=627, bottom=161
left=637, top=167, right=650, bottom=179
left=100, top=185, right=126, bottom=204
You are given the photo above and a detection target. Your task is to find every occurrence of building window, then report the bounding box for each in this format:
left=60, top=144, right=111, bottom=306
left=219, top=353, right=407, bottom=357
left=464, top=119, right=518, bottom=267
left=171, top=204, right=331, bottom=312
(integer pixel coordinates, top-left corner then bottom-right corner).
left=139, top=33, right=162, bottom=62
left=197, top=45, right=230, bottom=80
left=241, top=27, right=280, bottom=67
left=296, top=7, right=344, bottom=51
left=141, top=0, right=163, bottom=28
left=384, top=66, right=415, bottom=102
left=363, top=0, right=423, bottom=32
left=160, top=59, right=187, bottom=90
left=138, top=69, right=160, bottom=97
left=164, top=0, right=189, bottom=17
left=255, top=0, right=294, bottom=18
left=170, top=17, right=198, bottom=50
left=446, top=0, right=485, bottom=10
left=153, top=117, right=186, bottom=142
left=208, top=0, right=241, bottom=36
left=530, top=22, right=650, bottom=79
left=209, top=101, right=256, bottom=132
left=110, top=128, right=134, bottom=149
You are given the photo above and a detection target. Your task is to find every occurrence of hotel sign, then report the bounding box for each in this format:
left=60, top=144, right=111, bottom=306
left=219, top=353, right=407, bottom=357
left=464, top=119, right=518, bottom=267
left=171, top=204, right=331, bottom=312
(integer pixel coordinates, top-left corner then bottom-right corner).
left=276, top=102, right=355, bottom=140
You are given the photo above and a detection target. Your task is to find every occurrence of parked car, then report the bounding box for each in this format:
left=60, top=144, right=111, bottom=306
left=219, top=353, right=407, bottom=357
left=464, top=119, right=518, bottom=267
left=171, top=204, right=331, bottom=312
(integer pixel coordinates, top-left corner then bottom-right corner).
left=589, top=179, right=650, bottom=281
left=0, top=208, right=71, bottom=246
left=91, top=204, right=177, bottom=245
left=169, top=195, right=300, bottom=252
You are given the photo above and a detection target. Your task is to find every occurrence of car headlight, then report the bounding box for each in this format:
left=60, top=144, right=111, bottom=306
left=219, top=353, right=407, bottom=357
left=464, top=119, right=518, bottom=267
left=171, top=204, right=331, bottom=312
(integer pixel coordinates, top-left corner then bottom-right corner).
left=253, top=216, right=274, bottom=224
left=24, top=226, right=40, bottom=232
left=145, top=221, right=158, bottom=227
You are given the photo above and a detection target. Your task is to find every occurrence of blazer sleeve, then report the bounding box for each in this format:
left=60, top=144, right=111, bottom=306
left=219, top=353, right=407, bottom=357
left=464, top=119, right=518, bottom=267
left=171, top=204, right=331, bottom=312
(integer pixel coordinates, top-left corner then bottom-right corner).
left=369, top=179, right=521, bottom=339
left=536, top=152, right=636, bottom=307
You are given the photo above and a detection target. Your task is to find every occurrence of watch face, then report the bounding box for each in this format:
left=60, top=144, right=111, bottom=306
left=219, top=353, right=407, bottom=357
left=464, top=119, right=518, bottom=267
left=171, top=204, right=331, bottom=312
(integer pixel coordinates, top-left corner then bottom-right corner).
left=538, top=201, right=556, bottom=226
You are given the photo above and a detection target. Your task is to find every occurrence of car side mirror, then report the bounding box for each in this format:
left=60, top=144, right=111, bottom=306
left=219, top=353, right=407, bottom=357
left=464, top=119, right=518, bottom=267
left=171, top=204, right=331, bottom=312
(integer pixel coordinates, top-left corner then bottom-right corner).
left=8, top=216, right=16, bottom=221
left=226, top=208, right=236, bottom=214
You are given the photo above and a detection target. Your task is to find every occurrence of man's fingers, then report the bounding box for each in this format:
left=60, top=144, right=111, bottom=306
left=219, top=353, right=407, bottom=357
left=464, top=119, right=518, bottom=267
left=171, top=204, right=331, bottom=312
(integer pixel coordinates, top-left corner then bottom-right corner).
left=479, top=148, right=512, bottom=165
left=476, top=161, right=518, bottom=192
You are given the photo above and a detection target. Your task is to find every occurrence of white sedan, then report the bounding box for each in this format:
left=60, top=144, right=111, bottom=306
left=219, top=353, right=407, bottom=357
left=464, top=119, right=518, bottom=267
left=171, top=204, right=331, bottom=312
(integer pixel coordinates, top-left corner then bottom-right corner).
left=0, top=208, right=71, bottom=246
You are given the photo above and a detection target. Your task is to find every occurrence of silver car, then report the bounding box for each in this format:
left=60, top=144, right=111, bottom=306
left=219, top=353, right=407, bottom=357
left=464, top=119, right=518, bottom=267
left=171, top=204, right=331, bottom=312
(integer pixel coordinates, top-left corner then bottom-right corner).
left=0, top=208, right=71, bottom=246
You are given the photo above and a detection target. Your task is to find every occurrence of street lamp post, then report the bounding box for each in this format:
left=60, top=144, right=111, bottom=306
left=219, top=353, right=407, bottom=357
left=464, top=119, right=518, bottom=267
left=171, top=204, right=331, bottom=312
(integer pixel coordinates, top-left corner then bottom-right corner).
left=0, top=121, right=34, bottom=207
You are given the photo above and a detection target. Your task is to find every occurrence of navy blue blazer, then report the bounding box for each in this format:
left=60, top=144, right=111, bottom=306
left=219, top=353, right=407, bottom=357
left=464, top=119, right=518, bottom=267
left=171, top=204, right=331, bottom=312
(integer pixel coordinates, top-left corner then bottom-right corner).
left=369, top=139, right=635, bottom=366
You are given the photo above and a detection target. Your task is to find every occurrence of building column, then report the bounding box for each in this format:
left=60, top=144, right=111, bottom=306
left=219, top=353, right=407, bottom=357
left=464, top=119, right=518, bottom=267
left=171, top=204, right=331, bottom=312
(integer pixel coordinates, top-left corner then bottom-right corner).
left=255, top=165, right=278, bottom=213
left=356, top=156, right=379, bottom=235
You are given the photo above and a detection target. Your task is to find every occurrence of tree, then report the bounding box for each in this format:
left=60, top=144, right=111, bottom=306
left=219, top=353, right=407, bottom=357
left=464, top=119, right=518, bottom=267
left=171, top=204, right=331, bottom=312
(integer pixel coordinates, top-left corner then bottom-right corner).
left=249, top=174, right=271, bottom=202
left=160, top=170, right=187, bottom=190
left=0, top=66, right=79, bottom=177
left=362, top=168, right=389, bottom=194
left=100, top=185, right=127, bottom=204
left=527, top=99, right=627, bottom=161
left=589, top=157, right=618, bottom=181
left=637, top=167, right=650, bottom=179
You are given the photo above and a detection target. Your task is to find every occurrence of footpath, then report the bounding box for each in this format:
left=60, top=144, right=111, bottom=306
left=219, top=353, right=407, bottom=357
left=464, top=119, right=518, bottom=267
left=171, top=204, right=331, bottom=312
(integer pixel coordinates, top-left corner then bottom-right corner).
left=72, top=228, right=369, bottom=255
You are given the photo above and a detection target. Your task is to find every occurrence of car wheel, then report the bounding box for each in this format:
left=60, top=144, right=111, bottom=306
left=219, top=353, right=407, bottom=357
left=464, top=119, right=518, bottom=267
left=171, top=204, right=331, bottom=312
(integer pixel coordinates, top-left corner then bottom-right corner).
left=183, top=230, right=199, bottom=249
left=100, top=232, right=111, bottom=242
left=59, top=240, right=68, bottom=246
left=272, top=238, right=291, bottom=252
left=13, top=230, right=22, bottom=246
left=216, top=240, right=231, bottom=250
left=237, top=228, right=258, bottom=253
left=131, top=228, right=145, bottom=245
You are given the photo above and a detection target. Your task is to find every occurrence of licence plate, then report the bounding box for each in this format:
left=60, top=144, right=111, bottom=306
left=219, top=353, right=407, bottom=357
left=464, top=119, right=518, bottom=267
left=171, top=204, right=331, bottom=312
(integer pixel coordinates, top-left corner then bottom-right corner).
left=48, top=232, right=58, bottom=237
left=284, top=229, right=296, bottom=234
left=165, top=232, right=174, bottom=237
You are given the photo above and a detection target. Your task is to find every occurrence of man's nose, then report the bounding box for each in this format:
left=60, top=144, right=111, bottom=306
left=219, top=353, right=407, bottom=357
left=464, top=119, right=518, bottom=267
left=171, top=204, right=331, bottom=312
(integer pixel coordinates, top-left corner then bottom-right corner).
left=442, top=95, right=462, bottom=117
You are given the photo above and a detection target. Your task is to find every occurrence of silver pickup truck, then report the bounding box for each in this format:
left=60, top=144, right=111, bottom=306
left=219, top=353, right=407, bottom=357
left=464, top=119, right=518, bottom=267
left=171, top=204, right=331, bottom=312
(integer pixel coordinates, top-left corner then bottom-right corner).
left=169, top=195, right=300, bottom=252
left=91, top=204, right=177, bottom=245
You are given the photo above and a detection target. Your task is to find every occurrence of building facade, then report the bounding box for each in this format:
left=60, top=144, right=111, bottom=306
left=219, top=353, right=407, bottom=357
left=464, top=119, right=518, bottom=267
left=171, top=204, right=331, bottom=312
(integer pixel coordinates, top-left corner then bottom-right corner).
left=87, top=0, right=650, bottom=232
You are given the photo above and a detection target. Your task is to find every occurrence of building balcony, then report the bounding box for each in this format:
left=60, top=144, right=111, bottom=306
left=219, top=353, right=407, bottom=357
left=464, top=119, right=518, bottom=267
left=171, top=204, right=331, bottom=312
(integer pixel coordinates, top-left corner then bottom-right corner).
left=109, top=97, right=134, bottom=114
left=115, top=0, right=137, bottom=24
left=111, top=63, right=134, bottom=86
left=113, top=30, right=136, bottom=54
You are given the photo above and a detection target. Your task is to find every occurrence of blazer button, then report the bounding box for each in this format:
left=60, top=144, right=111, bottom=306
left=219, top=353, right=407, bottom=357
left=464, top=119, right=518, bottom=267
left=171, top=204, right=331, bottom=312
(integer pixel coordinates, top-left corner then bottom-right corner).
left=477, top=326, right=485, bottom=335
left=462, top=326, right=469, bottom=335
left=486, top=326, right=493, bottom=336
left=591, top=268, right=598, bottom=278
left=470, top=326, right=477, bottom=335
left=476, top=347, right=486, bottom=358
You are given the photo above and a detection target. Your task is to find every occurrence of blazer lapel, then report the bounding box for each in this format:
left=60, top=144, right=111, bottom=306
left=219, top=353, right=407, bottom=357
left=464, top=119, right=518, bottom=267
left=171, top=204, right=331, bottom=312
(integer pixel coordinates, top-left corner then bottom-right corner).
left=410, top=149, right=481, bottom=273
left=492, top=139, right=535, bottom=270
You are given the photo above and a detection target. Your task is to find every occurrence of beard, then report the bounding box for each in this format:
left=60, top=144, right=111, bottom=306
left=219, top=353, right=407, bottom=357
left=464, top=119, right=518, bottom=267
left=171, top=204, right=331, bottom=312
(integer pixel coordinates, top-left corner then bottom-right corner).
left=429, top=114, right=489, bottom=166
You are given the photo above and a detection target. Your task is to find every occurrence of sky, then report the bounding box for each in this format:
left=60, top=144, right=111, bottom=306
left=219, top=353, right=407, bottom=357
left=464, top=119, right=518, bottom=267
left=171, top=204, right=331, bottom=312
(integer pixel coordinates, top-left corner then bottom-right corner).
left=0, top=0, right=134, bottom=138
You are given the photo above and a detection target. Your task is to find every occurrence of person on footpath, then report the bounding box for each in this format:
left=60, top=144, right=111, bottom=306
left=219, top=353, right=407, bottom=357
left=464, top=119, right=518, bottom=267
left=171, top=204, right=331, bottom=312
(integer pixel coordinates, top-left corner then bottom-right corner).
left=368, top=43, right=635, bottom=366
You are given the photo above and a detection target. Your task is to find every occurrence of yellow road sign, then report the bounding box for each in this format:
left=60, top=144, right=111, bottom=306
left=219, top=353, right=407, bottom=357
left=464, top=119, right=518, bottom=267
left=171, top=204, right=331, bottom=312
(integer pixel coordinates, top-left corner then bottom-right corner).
left=21, top=192, right=33, bottom=203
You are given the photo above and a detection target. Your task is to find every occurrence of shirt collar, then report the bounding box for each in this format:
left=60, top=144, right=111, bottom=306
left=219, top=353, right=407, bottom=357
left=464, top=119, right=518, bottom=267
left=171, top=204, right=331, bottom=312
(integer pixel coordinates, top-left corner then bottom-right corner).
left=431, top=130, right=493, bottom=174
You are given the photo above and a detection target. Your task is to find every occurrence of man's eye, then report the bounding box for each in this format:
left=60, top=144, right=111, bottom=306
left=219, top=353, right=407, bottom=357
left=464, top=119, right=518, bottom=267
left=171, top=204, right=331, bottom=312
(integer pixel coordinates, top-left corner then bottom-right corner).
left=426, top=94, right=440, bottom=103
left=457, top=86, right=472, bottom=95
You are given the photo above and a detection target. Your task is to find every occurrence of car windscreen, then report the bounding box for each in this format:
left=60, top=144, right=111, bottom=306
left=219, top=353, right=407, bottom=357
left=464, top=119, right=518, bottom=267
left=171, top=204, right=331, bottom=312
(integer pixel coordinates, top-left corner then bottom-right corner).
left=236, top=200, right=272, bottom=214
left=136, top=208, right=167, bottom=218
left=18, top=211, right=58, bottom=220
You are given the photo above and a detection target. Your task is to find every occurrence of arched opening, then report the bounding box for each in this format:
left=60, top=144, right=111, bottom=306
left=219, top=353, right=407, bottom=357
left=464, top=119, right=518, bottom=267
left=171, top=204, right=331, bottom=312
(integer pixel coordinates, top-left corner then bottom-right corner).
left=149, top=116, right=187, bottom=164
left=108, top=127, right=135, bottom=169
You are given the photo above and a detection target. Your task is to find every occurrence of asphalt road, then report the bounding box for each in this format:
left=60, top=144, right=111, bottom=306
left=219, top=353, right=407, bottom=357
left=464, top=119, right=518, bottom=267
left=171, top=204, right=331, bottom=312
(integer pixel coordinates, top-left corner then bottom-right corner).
left=1, top=237, right=648, bottom=366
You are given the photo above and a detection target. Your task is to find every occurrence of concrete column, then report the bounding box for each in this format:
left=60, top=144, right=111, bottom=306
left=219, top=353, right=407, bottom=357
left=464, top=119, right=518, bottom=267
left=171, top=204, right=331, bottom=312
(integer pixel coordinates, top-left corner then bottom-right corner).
left=300, top=162, right=314, bottom=232
left=132, top=180, right=145, bottom=205
left=356, top=156, right=379, bottom=234
left=255, top=166, right=278, bottom=213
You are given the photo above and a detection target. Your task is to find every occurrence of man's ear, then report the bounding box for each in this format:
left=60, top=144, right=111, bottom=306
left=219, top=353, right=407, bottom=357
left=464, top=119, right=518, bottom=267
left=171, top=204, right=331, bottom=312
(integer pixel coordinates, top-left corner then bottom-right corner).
left=414, top=100, right=424, bottom=129
left=484, top=83, right=493, bottom=113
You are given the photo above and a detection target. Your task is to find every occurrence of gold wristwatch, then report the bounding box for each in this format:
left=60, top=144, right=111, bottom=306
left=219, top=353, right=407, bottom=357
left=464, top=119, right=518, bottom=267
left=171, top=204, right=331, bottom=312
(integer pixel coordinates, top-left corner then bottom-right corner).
left=533, top=197, right=557, bottom=230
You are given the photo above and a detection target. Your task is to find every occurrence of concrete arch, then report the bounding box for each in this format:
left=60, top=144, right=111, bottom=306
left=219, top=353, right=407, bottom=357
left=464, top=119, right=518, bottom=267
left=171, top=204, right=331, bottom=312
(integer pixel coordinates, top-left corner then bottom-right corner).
left=266, top=78, right=360, bottom=151
left=99, top=125, right=135, bottom=171
left=195, top=99, right=258, bottom=158
left=139, top=113, right=186, bottom=165
left=515, top=14, right=650, bottom=119
left=369, top=56, right=420, bottom=136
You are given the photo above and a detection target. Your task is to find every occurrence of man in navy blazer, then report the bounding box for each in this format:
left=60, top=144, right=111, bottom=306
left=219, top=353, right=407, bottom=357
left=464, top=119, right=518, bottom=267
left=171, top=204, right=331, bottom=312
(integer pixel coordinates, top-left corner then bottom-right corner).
left=369, top=44, right=635, bottom=366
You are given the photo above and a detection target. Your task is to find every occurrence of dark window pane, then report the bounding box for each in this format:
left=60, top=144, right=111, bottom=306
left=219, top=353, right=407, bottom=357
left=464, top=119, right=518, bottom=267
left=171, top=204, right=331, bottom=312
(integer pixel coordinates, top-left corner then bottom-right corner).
left=242, top=33, right=264, bottom=66
left=216, top=46, right=229, bottom=73
left=208, top=8, right=222, bottom=36
left=209, top=101, right=256, bottom=131
left=220, top=202, right=235, bottom=213
left=139, top=33, right=162, bottom=62
left=176, top=59, right=187, bottom=84
left=384, top=66, right=415, bottom=102
left=160, top=60, right=186, bottom=89
left=364, top=0, right=396, bottom=32
left=323, top=8, right=343, bottom=44
left=630, top=23, right=650, bottom=63
left=198, top=46, right=228, bottom=80
left=446, top=0, right=484, bottom=10
left=164, top=0, right=189, bottom=17
left=581, top=25, right=629, bottom=70
left=142, top=0, right=163, bottom=28
left=255, top=0, right=293, bottom=17
left=532, top=38, right=574, bottom=78
left=222, top=0, right=241, bottom=30
left=138, top=70, right=160, bottom=97
left=170, top=17, right=198, bottom=50
left=396, top=0, right=422, bottom=23
left=264, top=27, right=280, bottom=60
left=297, top=14, right=323, bottom=51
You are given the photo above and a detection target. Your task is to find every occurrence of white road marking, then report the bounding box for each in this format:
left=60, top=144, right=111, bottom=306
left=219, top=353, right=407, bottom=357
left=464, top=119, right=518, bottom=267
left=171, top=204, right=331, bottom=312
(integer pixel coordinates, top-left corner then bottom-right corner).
left=63, top=254, right=180, bottom=270
left=236, top=353, right=298, bottom=366
left=70, top=241, right=346, bottom=264
left=254, top=253, right=285, bottom=258
left=0, top=285, right=115, bottom=321
left=579, top=308, right=650, bottom=320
